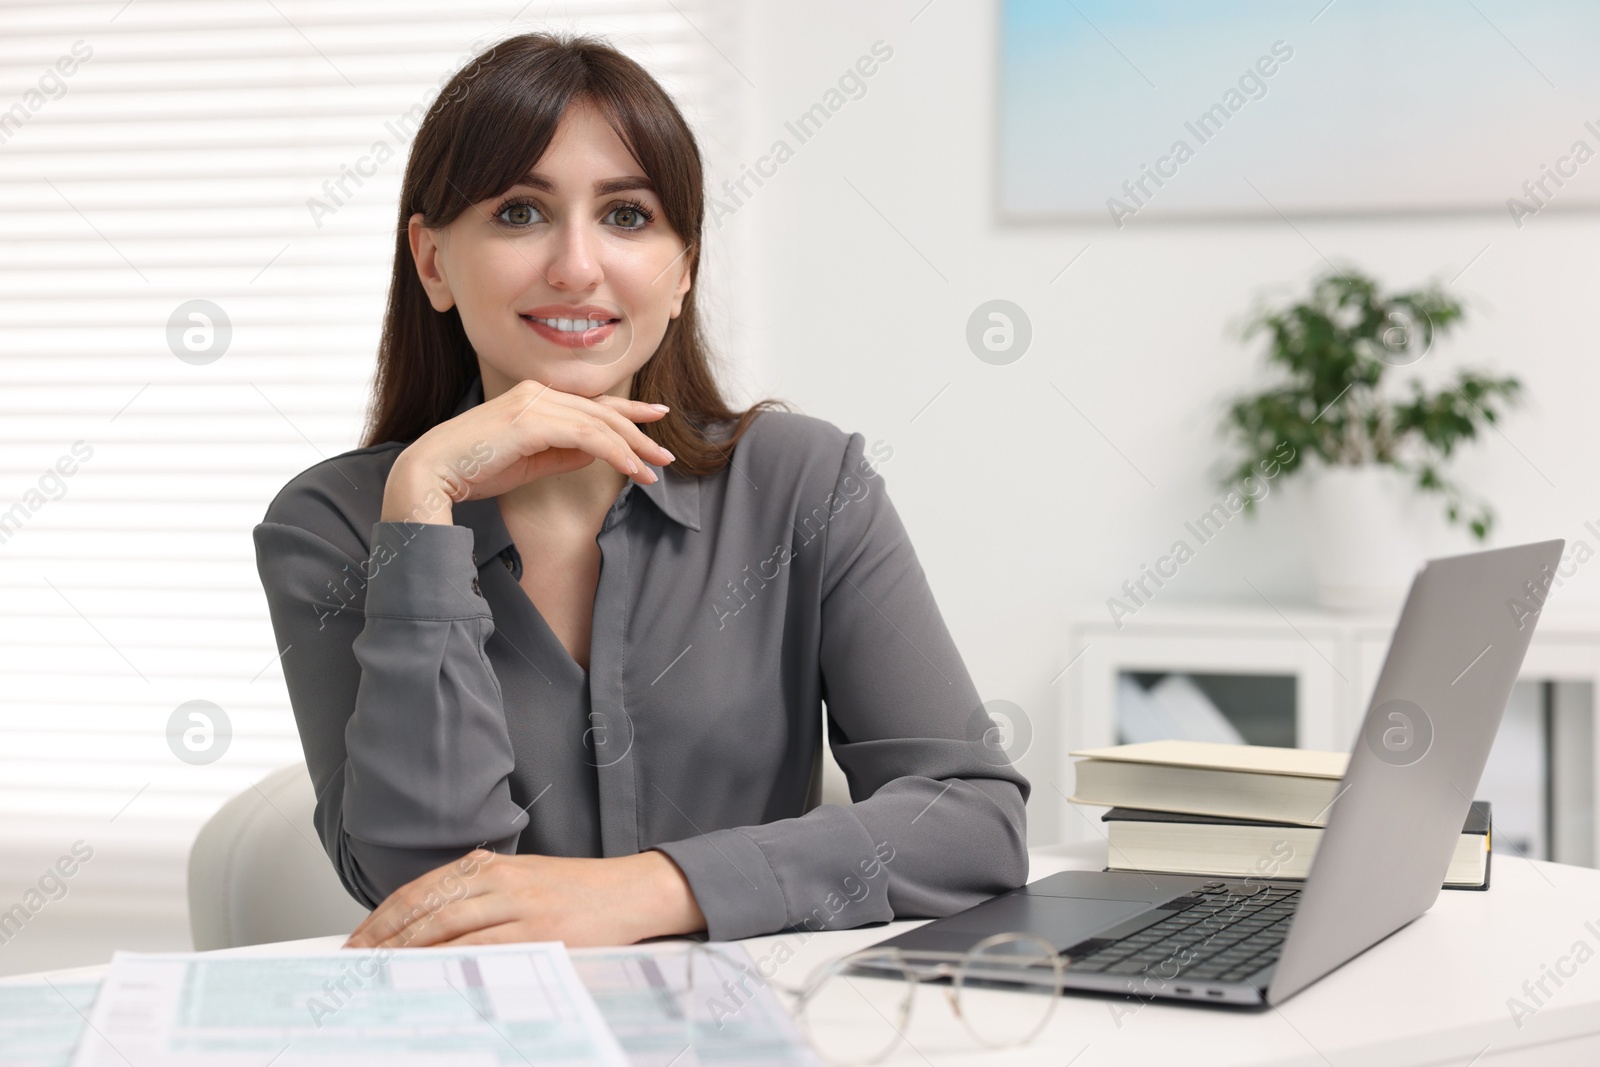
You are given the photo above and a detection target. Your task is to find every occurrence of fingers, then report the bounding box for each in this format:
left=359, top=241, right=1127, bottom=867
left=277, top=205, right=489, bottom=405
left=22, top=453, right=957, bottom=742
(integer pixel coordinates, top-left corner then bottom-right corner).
left=536, top=412, right=659, bottom=484
left=589, top=392, right=671, bottom=419
left=345, top=850, right=497, bottom=948
left=576, top=399, right=677, bottom=470
left=370, top=892, right=521, bottom=949
left=346, top=896, right=431, bottom=947
left=592, top=396, right=673, bottom=433
left=506, top=379, right=664, bottom=426
left=432, top=922, right=532, bottom=948
left=524, top=386, right=676, bottom=470
left=404, top=381, right=679, bottom=506
left=503, top=383, right=675, bottom=486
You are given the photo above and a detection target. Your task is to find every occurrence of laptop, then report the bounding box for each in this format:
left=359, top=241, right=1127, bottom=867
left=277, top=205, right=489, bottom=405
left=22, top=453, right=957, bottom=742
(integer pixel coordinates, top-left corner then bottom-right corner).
left=871, top=538, right=1564, bottom=1007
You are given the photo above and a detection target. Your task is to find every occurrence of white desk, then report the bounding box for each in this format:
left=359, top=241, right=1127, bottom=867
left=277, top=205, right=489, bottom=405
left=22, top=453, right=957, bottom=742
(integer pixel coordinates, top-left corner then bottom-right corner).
left=11, top=843, right=1600, bottom=1066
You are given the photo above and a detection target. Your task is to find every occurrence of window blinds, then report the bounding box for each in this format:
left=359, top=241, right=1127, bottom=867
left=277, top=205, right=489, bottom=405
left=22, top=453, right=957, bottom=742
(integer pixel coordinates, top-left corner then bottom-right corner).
left=0, top=0, right=744, bottom=909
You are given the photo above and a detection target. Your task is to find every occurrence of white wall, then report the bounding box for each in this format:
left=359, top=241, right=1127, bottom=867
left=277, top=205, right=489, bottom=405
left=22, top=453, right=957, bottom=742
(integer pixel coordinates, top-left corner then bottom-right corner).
left=5, top=5, right=1594, bottom=979
left=723, top=0, right=1600, bottom=846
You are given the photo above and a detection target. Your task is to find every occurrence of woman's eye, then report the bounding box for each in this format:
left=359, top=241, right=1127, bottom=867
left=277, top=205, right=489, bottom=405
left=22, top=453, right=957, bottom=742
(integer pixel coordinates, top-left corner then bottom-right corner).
left=608, top=205, right=651, bottom=230
left=498, top=201, right=541, bottom=226
left=496, top=199, right=652, bottom=229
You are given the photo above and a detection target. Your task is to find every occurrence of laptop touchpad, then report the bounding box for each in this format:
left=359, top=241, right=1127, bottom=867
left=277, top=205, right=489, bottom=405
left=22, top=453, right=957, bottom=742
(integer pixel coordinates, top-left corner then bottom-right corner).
left=932, top=894, right=1153, bottom=947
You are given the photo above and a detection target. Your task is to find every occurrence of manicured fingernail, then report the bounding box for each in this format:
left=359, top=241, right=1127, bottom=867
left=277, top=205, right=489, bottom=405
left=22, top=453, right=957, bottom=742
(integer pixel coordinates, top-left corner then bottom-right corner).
left=649, top=403, right=670, bottom=412
left=627, top=459, right=639, bottom=473
left=660, top=449, right=676, bottom=462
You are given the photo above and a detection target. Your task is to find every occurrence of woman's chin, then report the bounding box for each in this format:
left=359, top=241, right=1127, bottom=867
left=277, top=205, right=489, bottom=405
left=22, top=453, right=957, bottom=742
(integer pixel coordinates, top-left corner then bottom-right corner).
left=492, top=361, right=633, bottom=399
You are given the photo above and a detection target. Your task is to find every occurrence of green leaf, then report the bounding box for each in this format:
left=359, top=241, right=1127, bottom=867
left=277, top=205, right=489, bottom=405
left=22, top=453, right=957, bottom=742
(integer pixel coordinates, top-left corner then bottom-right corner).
left=1216, top=267, right=1521, bottom=537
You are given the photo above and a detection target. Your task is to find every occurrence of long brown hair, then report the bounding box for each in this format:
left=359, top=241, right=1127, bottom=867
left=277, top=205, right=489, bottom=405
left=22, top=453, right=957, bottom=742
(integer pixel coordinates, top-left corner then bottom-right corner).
left=360, top=31, right=789, bottom=476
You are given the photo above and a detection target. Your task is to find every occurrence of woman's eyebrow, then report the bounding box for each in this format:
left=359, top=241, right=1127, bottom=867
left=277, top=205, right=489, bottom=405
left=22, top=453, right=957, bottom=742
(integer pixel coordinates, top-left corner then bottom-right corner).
left=514, top=173, right=656, bottom=196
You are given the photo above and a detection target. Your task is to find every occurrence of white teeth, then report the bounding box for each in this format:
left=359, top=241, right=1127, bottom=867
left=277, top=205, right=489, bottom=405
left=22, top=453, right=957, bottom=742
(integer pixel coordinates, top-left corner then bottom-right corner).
left=528, top=316, right=612, bottom=332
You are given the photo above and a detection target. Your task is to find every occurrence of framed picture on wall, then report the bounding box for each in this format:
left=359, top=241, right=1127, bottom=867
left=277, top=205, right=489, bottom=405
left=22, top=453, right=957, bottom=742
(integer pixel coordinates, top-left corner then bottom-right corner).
left=998, top=0, right=1600, bottom=228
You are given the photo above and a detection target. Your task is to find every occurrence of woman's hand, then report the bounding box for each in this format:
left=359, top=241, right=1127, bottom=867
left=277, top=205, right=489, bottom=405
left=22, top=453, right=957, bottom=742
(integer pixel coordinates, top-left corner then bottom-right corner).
left=381, top=379, right=677, bottom=525
left=341, top=848, right=707, bottom=949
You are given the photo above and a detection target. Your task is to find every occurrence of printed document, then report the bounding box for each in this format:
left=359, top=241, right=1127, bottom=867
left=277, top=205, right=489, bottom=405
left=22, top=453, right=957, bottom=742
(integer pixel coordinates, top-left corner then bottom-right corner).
left=68, top=943, right=629, bottom=1067
left=0, top=980, right=99, bottom=1067
left=571, top=943, right=822, bottom=1067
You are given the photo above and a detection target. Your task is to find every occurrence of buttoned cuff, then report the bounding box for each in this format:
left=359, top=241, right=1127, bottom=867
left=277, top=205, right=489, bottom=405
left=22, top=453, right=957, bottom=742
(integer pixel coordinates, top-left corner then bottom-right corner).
left=363, top=521, right=488, bottom=620
left=653, top=828, right=789, bottom=942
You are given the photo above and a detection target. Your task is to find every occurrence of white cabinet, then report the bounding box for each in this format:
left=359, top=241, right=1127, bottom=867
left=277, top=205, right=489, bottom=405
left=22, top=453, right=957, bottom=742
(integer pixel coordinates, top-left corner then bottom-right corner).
left=1059, top=601, right=1600, bottom=866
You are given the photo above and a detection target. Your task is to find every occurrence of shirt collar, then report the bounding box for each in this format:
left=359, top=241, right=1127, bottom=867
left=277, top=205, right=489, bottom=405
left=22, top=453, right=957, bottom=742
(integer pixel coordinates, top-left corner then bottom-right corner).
left=445, top=375, right=703, bottom=559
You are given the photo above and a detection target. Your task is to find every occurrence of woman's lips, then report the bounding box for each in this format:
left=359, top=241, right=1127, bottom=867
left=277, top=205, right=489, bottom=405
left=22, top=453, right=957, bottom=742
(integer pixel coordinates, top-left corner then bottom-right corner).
left=520, top=315, right=619, bottom=349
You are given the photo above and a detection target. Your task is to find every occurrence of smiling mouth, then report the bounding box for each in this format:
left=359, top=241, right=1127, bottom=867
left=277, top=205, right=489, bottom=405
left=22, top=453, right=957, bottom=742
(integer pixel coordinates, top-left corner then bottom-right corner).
left=520, top=314, right=621, bottom=333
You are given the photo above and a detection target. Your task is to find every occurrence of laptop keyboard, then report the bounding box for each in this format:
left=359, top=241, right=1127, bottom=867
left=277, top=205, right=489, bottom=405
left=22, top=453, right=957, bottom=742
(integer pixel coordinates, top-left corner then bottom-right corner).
left=1064, top=880, right=1300, bottom=984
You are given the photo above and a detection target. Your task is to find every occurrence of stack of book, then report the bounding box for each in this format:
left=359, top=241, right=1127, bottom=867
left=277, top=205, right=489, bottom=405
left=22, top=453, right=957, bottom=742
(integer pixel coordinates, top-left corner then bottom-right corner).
left=1067, top=739, right=1492, bottom=889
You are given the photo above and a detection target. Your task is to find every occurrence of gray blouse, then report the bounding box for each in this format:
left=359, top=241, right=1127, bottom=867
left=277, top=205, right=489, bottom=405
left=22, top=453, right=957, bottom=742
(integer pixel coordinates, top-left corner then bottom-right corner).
left=252, top=375, right=1030, bottom=942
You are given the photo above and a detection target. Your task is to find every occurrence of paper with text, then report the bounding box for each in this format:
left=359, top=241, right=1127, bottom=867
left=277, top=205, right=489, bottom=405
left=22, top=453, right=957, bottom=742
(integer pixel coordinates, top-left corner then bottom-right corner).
left=571, top=943, right=821, bottom=1067
left=67, top=943, right=629, bottom=1067
left=0, top=980, right=99, bottom=1067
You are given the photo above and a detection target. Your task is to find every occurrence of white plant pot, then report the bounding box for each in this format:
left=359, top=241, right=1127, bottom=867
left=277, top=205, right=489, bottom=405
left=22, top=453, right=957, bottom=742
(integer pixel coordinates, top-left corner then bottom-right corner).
left=1303, top=463, right=1455, bottom=611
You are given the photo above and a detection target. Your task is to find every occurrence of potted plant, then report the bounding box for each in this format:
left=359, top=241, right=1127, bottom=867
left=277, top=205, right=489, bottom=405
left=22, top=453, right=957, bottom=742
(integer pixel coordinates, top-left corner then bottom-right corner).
left=1215, top=268, right=1523, bottom=609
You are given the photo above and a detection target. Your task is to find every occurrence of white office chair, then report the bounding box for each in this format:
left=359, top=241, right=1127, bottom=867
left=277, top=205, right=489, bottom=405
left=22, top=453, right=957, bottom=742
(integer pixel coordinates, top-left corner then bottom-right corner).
left=188, top=750, right=855, bottom=951
left=187, top=761, right=370, bottom=951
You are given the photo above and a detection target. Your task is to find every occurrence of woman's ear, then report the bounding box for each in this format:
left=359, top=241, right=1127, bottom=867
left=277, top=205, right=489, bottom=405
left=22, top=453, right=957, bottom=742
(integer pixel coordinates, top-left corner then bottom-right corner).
left=667, top=242, right=694, bottom=319
left=408, top=213, right=456, bottom=312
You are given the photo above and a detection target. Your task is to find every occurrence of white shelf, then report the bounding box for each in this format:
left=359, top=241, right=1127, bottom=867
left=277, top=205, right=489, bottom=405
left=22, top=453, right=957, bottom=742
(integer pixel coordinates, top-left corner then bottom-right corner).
left=1059, top=599, right=1600, bottom=864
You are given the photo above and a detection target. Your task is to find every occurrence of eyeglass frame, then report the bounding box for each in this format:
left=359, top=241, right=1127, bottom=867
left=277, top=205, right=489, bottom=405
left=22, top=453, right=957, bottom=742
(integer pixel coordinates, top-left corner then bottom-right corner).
left=664, top=931, right=1067, bottom=1065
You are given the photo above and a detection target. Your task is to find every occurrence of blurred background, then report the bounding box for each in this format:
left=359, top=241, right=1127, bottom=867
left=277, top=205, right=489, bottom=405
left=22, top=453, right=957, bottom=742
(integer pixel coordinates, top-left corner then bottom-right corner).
left=2, top=0, right=1597, bottom=974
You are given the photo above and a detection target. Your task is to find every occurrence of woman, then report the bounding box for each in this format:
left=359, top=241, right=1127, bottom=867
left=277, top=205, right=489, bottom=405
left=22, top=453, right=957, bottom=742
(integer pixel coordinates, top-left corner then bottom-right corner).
left=253, top=31, right=1029, bottom=950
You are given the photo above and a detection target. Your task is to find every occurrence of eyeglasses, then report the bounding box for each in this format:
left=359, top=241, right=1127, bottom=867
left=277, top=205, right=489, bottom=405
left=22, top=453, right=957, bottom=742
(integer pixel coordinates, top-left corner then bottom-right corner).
left=666, top=932, right=1066, bottom=1066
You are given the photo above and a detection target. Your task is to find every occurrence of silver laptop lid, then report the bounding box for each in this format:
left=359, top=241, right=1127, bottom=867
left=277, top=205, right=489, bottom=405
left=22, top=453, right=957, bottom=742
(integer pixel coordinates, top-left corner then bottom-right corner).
left=1268, top=538, right=1564, bottom=1004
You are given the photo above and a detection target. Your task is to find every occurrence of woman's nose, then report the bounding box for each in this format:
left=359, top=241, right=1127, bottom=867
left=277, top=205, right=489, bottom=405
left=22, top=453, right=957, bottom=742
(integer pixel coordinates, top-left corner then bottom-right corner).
left=543, top=221, right=603, bottom=290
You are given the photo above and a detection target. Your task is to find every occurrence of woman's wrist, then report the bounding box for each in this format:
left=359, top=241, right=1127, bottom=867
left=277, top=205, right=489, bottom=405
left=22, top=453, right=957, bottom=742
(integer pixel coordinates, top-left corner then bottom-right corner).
left=633, top=849, right=707, bottom=940
left=381, top=452, right=455, bottom=525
